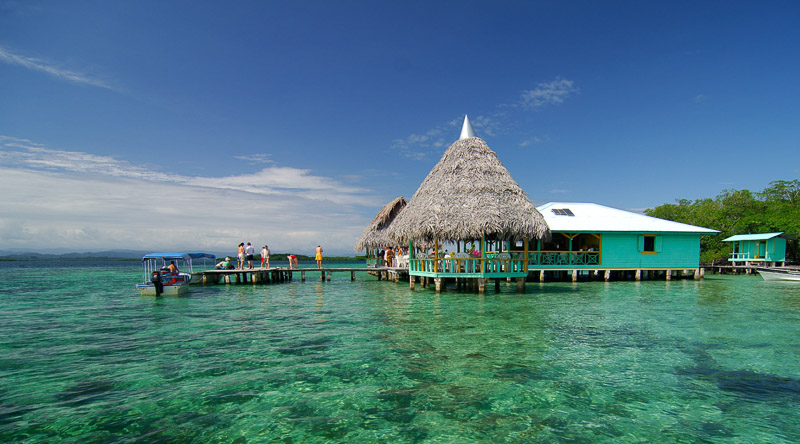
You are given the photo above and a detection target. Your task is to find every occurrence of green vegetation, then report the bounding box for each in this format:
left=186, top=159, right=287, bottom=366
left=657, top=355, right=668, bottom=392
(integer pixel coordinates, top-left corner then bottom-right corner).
left=645, top=180, right=800, bottom=264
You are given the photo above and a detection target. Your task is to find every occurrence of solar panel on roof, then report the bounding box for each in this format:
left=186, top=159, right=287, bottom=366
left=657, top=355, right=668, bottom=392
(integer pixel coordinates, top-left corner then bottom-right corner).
left=551, top=208, right=575, bottom=216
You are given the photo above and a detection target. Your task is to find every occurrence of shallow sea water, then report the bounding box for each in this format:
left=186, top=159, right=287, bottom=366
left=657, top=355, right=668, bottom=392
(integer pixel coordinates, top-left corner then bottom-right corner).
left=1, top=260, right=800, bottom=442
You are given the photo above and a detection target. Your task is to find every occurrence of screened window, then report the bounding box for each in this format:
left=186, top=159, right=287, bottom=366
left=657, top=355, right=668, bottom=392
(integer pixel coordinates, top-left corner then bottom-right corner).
left=643, top=236, right=656, bottom=252
left=639, top=235, right=661, bottom=253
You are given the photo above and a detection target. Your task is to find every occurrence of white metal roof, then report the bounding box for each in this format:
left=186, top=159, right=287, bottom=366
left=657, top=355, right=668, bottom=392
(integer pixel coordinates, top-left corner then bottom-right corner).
left=537, top=202, right=719, bottom=234
left=722, top=232, right=784, bottom=242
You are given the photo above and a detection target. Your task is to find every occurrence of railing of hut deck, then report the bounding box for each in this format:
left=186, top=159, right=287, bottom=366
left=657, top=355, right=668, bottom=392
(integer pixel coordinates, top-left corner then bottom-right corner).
left=408, top=249, right=602, bottom=274
left=485, top=250, right=601, bottom=267
left=729, top=252, right=768, bottom=261
left=409, top=256, right=527, bottom=274
left=525, top=251, right=600, bottom=266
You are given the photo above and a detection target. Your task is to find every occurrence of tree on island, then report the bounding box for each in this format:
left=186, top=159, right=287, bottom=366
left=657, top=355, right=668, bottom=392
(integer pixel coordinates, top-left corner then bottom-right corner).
left=645, top=180, right=800, bottom=264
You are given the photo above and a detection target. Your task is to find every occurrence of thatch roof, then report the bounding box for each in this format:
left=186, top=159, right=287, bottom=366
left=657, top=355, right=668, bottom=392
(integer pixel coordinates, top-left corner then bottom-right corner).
left=353, top=196, right=407, bottom=252
left=387, top=136, right=550, bottom=244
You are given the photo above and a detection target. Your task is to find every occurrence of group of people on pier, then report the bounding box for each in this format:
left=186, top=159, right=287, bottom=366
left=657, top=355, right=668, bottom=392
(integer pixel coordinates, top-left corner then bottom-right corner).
left=378, top=246, right=407, bottom=268
left=234, top=242, right=263, bottom=270
left=375, top=245, right=485, bottom=269
left=215, top=243, right=324, bottom=270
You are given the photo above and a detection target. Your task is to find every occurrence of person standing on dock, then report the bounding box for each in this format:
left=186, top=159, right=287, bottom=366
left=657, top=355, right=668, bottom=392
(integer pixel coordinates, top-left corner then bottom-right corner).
left=237, top=243, right=245, bottom=269
left=385, top=246, right=394, bottom=267
left=315, top=245, right=323, bottom=268
left=261, top=245, right=270, bottom=269
left=245, top=242, right=255, bottom=269
left=288, top=254, right=298, bottom=269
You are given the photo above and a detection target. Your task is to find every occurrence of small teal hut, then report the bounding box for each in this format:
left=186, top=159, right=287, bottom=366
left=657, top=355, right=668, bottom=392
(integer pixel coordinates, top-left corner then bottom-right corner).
left=529, top=202, right=718, bottom=279
left=723, top=233, right=787, bottom=266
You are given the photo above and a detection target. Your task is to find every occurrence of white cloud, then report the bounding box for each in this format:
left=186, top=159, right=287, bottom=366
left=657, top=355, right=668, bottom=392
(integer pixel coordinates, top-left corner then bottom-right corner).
left=468, top=115, right=501, bottom=137
left=234, top=153, right=274, bottom=164
left=0, top=45, right=117, bottom=91
left=692, top=94, right=709, bottom=103
left=521, top=78, right=578, bottom=109
left=391, top=78, right=577, bottom=160
left=0, top=136, right=379, bottom=254
left=391, top=114, right=501, bottom=160
left=519, top=136, right=543, bottom=147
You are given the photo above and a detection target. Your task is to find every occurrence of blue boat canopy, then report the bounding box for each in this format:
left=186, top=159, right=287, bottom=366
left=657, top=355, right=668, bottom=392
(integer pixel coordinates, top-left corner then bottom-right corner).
left=187, top=252, right=217, bottom=260
left=141, top=252, right=216, bottom=261
left=722, top=232, right=785, bottom=242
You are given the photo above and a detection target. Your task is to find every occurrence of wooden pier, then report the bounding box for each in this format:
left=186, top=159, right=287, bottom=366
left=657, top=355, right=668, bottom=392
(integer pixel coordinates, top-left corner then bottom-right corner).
left=197, top=264, right=762, bottom=291
left=199, top=266, right=408, bottom=285
left=701, top=265, right=760, bottom=275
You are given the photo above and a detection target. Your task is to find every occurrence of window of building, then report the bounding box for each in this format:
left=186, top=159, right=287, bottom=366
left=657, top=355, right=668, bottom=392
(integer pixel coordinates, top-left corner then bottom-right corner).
left=643, top=236, right=655, bottom=252
left=639, top=234, right=661, bottom=254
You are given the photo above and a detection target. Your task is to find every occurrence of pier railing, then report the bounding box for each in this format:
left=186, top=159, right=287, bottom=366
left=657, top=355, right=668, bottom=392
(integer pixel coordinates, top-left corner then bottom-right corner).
left=409, top=255, right=527, bottom=275
left=408, top=249, right=603, bottom=274
left=727, top=252, right=772, bottom=261
left=526, top=251, right=600, bottom=266
left=365, top=257, right=382, bottom=267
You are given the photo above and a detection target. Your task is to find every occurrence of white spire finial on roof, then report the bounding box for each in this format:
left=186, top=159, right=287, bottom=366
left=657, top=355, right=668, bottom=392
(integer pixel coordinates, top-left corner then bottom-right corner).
left=459, top=115, right=477, bottom=139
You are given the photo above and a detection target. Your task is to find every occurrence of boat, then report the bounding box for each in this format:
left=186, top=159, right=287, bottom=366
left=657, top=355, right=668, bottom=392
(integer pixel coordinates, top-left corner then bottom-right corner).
left=136, top=252, right=216, bottom=296
left=756, top=267, right=800, bottom=282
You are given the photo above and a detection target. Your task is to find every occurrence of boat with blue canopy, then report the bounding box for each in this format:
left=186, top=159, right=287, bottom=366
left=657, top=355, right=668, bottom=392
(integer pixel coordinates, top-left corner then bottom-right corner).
left=136, top=252, right=216, bottom=296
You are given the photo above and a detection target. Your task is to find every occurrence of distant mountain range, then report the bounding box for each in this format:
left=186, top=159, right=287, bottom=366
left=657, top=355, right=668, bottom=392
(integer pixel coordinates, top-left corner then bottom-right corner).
left=0, top=250, right=151, bottom=260
left=0, top=250, right=362, bottom=261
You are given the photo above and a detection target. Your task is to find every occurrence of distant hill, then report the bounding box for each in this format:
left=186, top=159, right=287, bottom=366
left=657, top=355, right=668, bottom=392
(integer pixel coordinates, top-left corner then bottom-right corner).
left=0, top=250, right=365, bottom=261
left=0, top=250, right=149, bottom=260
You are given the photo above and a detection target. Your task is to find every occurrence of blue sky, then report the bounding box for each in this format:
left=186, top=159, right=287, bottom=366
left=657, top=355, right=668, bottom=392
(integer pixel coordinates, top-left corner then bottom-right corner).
left=1, top=1, right=799, bottom=255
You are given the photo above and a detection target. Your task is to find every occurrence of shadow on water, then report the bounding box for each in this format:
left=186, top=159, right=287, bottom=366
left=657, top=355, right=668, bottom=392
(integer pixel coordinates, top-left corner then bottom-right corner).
left=55, top=379, right=117, bottom=407
left=676, top=345, right=800, bottom=403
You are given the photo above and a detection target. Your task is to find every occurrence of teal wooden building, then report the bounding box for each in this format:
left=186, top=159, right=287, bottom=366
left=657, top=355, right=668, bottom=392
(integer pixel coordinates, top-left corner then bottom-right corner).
left=722, top=232, right=787, bottom=266
left=528, top=202, right=719, bottom=279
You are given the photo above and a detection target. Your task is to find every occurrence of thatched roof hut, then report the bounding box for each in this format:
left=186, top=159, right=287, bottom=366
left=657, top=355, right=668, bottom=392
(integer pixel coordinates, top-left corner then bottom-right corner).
left=388, top=117, right=549, bottom=245
left=353, top=196, right=407, bottom=252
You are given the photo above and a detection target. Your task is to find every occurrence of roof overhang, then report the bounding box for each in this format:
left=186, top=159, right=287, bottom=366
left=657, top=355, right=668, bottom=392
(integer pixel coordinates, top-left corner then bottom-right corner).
left=722, top=232, right=786, bottom=242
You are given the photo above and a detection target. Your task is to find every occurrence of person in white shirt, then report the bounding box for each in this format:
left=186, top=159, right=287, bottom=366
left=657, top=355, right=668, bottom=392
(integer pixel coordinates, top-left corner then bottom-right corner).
left=260, top=245, right=270, bottom=268
left=245, top=242, right=255, bottom=269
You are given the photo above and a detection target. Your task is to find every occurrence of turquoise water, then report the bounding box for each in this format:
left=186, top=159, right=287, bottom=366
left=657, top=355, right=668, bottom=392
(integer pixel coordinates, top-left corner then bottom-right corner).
left=1, top=260, right=799, bottom=442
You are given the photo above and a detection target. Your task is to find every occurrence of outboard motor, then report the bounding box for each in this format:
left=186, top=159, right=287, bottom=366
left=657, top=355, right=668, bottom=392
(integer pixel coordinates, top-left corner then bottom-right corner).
left=150, top=271, right=164, bottom=296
